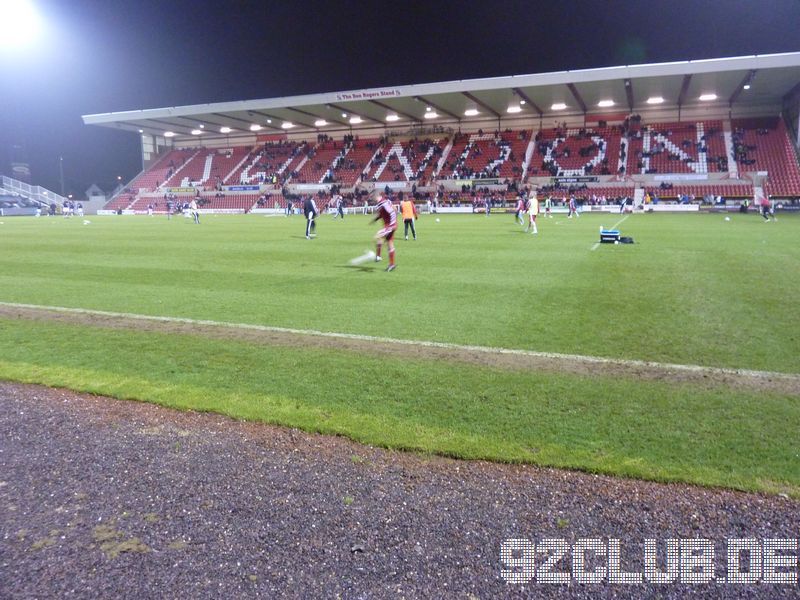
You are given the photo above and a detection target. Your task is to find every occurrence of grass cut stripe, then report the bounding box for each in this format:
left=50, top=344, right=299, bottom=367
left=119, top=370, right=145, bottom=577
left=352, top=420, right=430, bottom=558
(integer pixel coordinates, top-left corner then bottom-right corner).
left=0, top=213, right=798, bottom=372
left=1, top=301, right=798, bottom=387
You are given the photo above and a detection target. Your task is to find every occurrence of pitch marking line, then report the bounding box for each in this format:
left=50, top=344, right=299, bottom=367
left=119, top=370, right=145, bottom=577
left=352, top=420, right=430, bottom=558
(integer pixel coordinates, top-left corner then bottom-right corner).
left=0, top=301, right=797, bottom=384
left=591, top=214, right=630, bottom=251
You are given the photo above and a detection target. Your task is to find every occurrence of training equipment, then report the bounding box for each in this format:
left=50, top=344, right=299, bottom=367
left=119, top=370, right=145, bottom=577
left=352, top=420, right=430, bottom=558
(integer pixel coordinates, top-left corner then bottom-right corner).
left=349, top=250, right=376, bottom=266
left=600, top=228, right=621, bottom=243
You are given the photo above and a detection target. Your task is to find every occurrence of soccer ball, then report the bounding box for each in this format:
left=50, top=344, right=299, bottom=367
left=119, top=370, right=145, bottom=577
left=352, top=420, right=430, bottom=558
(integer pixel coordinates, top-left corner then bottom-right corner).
left=435, top=218, right=440, bottom=222
left=724, top=216, right=731, bottom=221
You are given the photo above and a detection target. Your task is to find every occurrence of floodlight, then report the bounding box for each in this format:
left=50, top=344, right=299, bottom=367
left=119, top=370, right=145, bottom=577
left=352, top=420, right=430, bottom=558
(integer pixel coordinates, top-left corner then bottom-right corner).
left=550, top=103, right=567, bottom=111
left=0, top=0, right=43, bottom=50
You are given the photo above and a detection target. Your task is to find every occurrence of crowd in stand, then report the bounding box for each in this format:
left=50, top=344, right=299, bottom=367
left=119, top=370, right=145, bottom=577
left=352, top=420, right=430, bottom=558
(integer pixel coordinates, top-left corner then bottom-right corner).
left=439, top=130, right=524, bottom=180
left=730, top=126, right=769, bottom=166
left=364, top=137, right=444, bottom=182
left=117, top=114, right=798, bottom=217
left=240, top=140, right=312, bottom=185
left=533, top=128, right=614, bottom=176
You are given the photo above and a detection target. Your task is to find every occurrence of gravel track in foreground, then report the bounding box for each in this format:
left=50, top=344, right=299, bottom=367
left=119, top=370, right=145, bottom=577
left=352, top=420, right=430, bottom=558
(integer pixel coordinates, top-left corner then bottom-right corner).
left=1, top=382, right=798, bottom=599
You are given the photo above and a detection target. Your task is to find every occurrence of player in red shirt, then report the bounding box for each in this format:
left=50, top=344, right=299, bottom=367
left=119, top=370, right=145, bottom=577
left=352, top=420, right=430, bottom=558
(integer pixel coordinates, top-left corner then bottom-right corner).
left=515, top=195, right=526, bottom=226
left=371, top=191, right=398, bottom=271
left=760, top=194, right=774, bottom=222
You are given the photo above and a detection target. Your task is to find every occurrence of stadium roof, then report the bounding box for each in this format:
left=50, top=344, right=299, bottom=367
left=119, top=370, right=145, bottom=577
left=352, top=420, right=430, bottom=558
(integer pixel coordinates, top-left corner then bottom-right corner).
left=83, top=52, right=800, bottom=138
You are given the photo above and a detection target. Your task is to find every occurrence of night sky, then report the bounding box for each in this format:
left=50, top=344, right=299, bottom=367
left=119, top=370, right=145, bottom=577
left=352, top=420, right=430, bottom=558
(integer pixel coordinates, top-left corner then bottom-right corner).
left=1, top=0, right=798, bottom=196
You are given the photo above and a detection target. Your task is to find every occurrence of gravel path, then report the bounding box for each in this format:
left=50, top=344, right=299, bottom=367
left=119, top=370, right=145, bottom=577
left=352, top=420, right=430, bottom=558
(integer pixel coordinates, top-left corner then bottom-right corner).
left=1, top=381, right=799, bottom=599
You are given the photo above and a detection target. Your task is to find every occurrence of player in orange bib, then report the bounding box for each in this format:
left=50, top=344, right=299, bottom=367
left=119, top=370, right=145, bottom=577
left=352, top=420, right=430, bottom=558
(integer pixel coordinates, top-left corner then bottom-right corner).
left=399, top=193, right=419, bottom=240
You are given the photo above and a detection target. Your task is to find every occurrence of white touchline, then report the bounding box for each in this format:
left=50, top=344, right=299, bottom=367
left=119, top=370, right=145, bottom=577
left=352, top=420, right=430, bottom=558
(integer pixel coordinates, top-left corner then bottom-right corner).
left=1, top=301, right=798, bottom=382
left=591, top=214, right=629, bottom=251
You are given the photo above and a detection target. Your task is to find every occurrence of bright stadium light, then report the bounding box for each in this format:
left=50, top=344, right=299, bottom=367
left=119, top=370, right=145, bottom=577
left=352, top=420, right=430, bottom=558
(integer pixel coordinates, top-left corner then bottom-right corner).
left=0, top=0, right=43, bottom=50
left=464, top=107, right=479, bottom=116
left=249, top=124, right=262, bottom=131
left=743, top=84, right=751, bottom=90
left=699, top=93, right=717, bottom=101
left=597, top=99, right=615, bottom=107
left=220, top=126, right=232, bottom=133
left=385, top=114, right=400, bottom=122
left=423, top=111, right=438, bottom=119
left=550, top=103, right=567, bottom=111
left=164, top=131, right=175, bottom=137
left=281, top=121, right=295, bottom=129
left=646, top=96, right=664, bottom=104
left=191, top=129, right=202, bottom=135
left=314, top=119, right=328, bottom=127
left=349, top=116, right=363, bottom=124
left=507, top=104, right=522, bottom=113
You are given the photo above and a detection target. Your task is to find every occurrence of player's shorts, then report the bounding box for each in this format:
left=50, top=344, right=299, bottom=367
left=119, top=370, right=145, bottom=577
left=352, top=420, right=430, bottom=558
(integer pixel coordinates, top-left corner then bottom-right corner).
left=377, top=226, right=396, bottom=241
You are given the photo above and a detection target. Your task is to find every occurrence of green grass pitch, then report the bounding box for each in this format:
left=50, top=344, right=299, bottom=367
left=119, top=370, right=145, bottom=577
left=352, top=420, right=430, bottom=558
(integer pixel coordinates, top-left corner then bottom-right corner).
left=0, top=210, right=798, bottom=495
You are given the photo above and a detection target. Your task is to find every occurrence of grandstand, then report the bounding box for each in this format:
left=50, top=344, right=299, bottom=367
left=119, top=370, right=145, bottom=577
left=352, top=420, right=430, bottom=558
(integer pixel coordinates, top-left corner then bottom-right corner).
left=81, top=52, right=800, bottom=214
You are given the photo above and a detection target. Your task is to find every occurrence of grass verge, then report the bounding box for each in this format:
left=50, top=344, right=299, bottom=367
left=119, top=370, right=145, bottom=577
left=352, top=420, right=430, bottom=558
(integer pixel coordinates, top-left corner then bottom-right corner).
left=1, top=317, right=798, bottom=497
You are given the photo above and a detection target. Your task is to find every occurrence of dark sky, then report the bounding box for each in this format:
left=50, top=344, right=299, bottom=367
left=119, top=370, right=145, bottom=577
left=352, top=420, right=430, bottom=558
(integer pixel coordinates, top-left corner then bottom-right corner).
left=1, top=0, right=798, bottom=196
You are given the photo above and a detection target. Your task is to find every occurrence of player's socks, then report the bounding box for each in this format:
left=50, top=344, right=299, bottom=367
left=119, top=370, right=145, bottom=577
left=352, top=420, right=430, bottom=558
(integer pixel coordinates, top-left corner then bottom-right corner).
left=389, top=249, right=395, bottom=266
